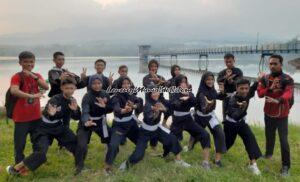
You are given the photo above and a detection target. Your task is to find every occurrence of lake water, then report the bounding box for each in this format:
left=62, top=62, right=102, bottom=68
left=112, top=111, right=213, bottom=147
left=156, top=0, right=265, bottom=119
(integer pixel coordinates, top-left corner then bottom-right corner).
left=0, top=56, right=299, bottom=125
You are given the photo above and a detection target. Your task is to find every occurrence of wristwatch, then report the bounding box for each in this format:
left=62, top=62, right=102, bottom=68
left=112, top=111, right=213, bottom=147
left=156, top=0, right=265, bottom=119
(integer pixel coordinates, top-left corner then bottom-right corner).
left=34, top=77, right=39, bottom=81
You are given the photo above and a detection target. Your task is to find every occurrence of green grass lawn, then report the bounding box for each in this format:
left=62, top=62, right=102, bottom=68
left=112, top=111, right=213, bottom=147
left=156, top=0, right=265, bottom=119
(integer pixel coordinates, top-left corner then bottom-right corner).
left=0, top=115, right=299, bottom=182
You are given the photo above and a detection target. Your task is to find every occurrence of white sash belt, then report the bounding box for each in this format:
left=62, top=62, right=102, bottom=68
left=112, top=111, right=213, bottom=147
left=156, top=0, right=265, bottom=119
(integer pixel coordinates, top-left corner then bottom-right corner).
left=90, top=115, right=109, bottom=138
left=196, top=110, right=213, bottom=117
left=141, top=122, right=159, bottom=131
left=196, top=111, right=219, bottom=128
left=141, top=122, right=171, bottom=134
left=42, top=116, right=62, bottom=124
left=226, top=115, right=246, bottom=123
left=173, top=110, right=191, bottom=117
left=114, top=115, right=133, bottom=123
left=159, top=124, right=170, bottom=134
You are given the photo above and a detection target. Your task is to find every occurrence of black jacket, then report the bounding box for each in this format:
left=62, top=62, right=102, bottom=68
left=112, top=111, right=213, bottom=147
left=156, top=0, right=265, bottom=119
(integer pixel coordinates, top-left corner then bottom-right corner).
left=217, top=67, right=243, bottom=94
left=225, top=82, right=258, bottom=121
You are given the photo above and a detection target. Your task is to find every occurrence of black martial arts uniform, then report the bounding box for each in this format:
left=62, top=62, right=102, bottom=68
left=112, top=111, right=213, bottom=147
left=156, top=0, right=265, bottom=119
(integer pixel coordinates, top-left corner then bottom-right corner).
left=223, top=81, right=262, bottom=160
left=21, top=94, right=81, bottom=171
left=105, top=77, right=143, bottom=165
left=193, top=72, right=227, bottom=154
left=75, top=89, right=112, bottom=170
left=143, top=73, right=171, bottom=147
left=48, top=67, right=85, bottom=97
left=127, top=98, right=182, bottom=165
left=217, top=67, right=243, bottom=120
left=85, top=74, right=111, bottom=91
left=170, top=75, right=210, bottom=150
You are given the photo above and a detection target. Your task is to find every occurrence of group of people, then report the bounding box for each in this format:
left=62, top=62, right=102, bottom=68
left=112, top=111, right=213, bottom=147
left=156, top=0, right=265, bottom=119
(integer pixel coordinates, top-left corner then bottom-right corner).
left=5, top=51, right=294, bottom=177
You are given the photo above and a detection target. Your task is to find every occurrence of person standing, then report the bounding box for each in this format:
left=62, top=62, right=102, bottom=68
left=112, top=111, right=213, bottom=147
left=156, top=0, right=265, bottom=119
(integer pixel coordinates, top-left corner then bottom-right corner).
left=257, top=54, right=294, bottom=177
left=9, top=51, right=49, bottom=164
left=217, top=53, right=243, bottom=120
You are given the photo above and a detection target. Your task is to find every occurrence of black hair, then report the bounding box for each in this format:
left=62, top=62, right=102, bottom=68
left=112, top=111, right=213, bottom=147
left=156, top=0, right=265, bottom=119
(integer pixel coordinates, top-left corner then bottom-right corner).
left=236, top=78, right=250, bottom=87
left=175, top=74, right=188, bottom=87
left=224, top=53, right=235, bottom=59
left=119, top=65, right=128, bottom=71
left=269, top=54, right=283, bottom=64
left=18, top=51, right=35, bottom=61
left=53, top=52, right=64, bottom=59
left=117, top=76, right=132, bottom=89
left=171, top=65, right=181, bottom=77
left=148, top=59, right=159, bottom=70
left=94, top=59, right=106, bottom=66
left=61, top=77, right=76, bottom=86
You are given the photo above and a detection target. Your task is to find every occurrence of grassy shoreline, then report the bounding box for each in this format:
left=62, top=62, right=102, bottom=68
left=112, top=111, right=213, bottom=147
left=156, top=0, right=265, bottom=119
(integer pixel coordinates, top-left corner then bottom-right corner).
left=0, top=116, right=299, bottom=181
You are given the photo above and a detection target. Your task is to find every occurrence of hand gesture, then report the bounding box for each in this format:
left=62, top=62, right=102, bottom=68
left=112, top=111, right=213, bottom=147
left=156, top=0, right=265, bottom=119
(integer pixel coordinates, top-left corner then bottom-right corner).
left=237, top=101, right=247, bottom=110
left=60, top=72, right=69, bottom=80
left=265, top=96, right=280, bottom=104
left=155, top=103, right=166, bottom=112
left=69, top=99, right=78, bottom=111
left=218, top=82, right=225, bottom=93
left=32, top=92, right=45, bottom=99
left=109, top=72, right=114, bottom=84
left=23, top=70, right=38, bottom=79
left=95, top=97, right=106, bottom=108
left=47, top=103, right=58, bottom=116
left=257, top=72, right=265, bottom=81
left=270, top=78, right=280, bottom=90
left=81, top=68, right=87, bottom=80
left=85, top=120, right=97, bottom=127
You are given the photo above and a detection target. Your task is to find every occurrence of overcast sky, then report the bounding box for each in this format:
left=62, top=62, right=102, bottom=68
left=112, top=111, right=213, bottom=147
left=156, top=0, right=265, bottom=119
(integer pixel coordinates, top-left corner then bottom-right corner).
left=0, top=0, right=299, bottom=45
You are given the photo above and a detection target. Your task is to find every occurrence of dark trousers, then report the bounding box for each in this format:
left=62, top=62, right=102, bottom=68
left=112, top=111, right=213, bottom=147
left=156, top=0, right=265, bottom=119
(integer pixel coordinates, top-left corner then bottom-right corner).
left=14, top=119, right=41, bottom=164
left=128, top=127, right=182, bottom=164
left=223, top=121, right=262, bottom=160
left=105, top=119, right=139, bottom=165
left=171, top=115, right=210, bottom=149
left=75, top=124, right=111, bottom=169
left=194, top=114, right=227, bottom=154
left=23, top=127, right=77, bottom=171
left=264, top=115, right=290, bottom=168
left=222, top=99, right=229, bottom=121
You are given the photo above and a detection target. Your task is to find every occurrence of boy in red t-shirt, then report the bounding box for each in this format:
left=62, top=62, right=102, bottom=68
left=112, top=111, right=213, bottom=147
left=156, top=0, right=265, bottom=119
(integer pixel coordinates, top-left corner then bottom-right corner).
left=10, top=51, right=49, bottom=164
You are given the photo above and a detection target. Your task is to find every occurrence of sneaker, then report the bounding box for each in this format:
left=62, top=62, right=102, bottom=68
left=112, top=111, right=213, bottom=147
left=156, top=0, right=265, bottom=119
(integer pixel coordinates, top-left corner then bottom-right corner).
left=119, top=160, right=129, bottom=171
left=280, top=166, right=289, bottom=177
left=214, top=160, right=223, bottom=168
left=201, top=161, right=211, bottom=170
left=175, top=160, right=191, bottom=168
left=6, top=166, right=19, bottom=175
left=248, top=163, right=261, bottom=175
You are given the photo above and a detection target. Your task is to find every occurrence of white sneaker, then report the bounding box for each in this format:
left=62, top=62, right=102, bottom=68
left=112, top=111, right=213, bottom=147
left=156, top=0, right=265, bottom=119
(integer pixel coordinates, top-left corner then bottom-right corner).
left=118, top=160, right=128, bottom=171
left=175, top=160, right=191, bottom=168
left=248, top=163, right=261, bottom=175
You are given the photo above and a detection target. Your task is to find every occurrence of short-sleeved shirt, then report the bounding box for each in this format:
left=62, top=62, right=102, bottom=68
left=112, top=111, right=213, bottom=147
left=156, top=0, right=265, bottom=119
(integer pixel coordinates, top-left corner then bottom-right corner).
left=10, top=72, right=44, bottom=122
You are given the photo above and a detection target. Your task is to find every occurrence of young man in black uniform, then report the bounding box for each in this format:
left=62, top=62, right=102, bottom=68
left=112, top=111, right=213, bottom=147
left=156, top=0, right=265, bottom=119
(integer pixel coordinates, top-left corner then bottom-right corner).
left=48, top=51, right=86, bottom=97
left=85, top=59, right=113, bottom=91
left=143, top=59, right=171, bottom=150
left=217, top=53, right=243, bottom=120
left=223, top=78, right=262, bottom=175
left=7, top=78, right=81, bottom=176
